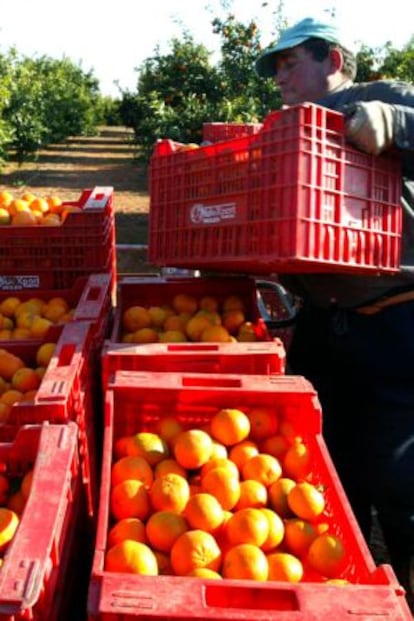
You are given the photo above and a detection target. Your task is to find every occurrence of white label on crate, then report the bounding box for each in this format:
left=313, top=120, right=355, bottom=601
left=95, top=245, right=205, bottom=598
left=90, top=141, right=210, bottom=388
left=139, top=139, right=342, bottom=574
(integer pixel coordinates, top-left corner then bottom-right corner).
left=0, top=275, right=40, bottom=291
left=190, top=202, right=236, bottom=224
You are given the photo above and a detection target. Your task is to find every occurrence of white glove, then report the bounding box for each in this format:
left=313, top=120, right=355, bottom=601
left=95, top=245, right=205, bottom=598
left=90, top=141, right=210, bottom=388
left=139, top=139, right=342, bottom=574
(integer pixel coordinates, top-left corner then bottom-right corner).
left=344, top=101, right=394, bottom=155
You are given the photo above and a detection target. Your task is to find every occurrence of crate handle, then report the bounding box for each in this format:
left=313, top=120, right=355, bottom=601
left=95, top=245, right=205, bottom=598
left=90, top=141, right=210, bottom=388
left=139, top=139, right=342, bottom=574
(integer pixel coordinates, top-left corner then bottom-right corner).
left=74, top=273, right=112, bottom=320
left=83, top=186, right=113, bottom=209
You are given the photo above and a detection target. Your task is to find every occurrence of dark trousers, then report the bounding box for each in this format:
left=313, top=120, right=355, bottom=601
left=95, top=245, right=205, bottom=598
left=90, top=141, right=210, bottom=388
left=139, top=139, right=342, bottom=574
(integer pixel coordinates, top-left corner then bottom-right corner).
left=287, top=300, right=414, bottom=575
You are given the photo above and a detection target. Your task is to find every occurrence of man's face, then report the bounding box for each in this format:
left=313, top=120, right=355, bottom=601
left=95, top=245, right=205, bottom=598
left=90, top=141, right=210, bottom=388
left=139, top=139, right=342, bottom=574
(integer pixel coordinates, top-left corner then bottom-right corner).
left=274, top=45, right=332, bottom=105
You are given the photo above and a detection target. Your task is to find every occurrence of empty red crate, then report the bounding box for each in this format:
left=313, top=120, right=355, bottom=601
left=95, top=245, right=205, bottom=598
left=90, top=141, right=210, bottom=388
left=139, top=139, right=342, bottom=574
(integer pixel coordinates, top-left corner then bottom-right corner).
left=102, top=340, right=286, bottom=388
left=0, top=422, right=89, bottom=621
left=203, top=121, right=263, bottom=143
left=0, top=187, right=116, bottom=290
left=0, top=321, right=100, bottom=518
left=149, top=103, right=402, bottom=275
left=88, top=371, right=411, bottom=620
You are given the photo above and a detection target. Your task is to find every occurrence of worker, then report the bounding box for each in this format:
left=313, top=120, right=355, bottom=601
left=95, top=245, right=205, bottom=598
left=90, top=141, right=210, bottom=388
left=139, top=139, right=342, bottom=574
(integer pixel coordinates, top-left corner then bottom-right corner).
left=255, top=16, right=414, bottom=606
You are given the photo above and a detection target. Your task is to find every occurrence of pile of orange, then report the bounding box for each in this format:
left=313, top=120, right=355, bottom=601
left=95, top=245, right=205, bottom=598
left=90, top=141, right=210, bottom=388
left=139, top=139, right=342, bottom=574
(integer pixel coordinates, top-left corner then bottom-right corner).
left=0, top=294, right=75, bottom=341
left=105, top=406, right=348, bottom=582
left=0, top=189, right=82, bottom=226
left=0, top=342, right=57, bottom=422
left=121, top=292, right=262, bottom=344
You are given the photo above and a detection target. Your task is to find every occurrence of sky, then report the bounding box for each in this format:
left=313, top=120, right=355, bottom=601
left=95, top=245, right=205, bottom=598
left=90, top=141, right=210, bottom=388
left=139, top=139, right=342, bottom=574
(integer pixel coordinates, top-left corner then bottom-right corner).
left=1, top=1, right=413, bottom=98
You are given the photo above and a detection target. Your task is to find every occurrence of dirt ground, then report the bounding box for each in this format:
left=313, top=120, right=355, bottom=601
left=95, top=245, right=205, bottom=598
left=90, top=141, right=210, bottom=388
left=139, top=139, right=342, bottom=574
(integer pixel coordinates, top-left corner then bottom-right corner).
left=0, top=126, right=153, bottom=273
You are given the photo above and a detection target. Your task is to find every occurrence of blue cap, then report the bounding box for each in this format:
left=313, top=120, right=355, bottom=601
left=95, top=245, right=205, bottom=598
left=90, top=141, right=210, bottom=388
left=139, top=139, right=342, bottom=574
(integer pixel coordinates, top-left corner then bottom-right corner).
left=255, top=17, right=348, bottom=78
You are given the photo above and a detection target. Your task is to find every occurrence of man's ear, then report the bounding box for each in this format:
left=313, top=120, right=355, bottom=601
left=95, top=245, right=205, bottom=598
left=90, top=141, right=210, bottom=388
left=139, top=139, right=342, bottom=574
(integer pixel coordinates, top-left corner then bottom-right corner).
left=330, top=48, right=344, bottom=73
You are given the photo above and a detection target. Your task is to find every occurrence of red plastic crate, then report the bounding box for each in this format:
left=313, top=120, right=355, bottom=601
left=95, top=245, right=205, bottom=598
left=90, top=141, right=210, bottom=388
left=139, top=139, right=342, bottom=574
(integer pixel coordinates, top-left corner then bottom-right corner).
left=104, top=275, right=284, bottom=386
left=0, top=321, right=100, bottom=518
left=149, top=103, right=402, bottom=275
left=0, top=187, right=116, bottom=290
left=102, top=340, right=286, bottom=389
left=0, top=422, right=89, bottom=621
left=203, top=121, right=263, bottom=143
left=88, top=371, right=411, bottom=620
left=0, top=272, right=113, bottom=347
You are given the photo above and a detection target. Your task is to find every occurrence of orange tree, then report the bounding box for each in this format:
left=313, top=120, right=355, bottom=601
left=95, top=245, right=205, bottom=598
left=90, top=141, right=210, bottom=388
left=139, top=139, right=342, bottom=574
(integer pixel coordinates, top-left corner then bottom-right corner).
left=0, top=49, right=104, bottom=164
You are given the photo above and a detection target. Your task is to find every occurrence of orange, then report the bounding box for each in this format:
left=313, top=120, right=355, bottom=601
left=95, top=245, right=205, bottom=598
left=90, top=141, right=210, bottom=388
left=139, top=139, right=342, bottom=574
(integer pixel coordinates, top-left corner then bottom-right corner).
left=35, top=342, right=56, bottom=367
left=131, top=327, right=159, bottom=344
left=222, top=543, right=268, bottom=581
left=260, top=508, right=285, bottom=552
left=200, top=325, right=232, bottom=343
left=159, top=330, right=187, bottom=343
left=148, top=306, right=170, bottom=328
left=185, top=314, right=213, bottom=341
left=227, top=507, right=269, bottom=547
left=283, top=518, right=319, bottom=557
left=0, top=351, right=24, bottom=381
left=172, top=293, right=198, bottom=316
left=163, top=313, right=191, bottom=332
left=173, top=428, right=213, bottom=469
left=110, top=479, right=151, bottom=521
left=0, top=190, right=13, bottom=207
left=30, top=315, right=54, bottom=338
left=156, top=416, right=184, bottom=447
left=40, top=213, right=62, bottom=226
left=29, top=197, right=49, bottom=214
left=107, top=517, right=147, bottom=548
left=266, top=551, right=304, bottom=582
left=170, top=529, right=222, bottom=576
left=124, top=432, right=169, bottom=466
left=20, top=191, right=36, bottom=204
left=9, top=198, right=30, bottom=215
left=145, top=510, right=189, bottom=552
left=0, top=508, right=19, bottom=551
left=42, top=300, right=69, bottom=323
left=201, top=466, right=240, bottom=511
left=247, top=406, right=279, bottom=440
left=105, top=540, right=158, bottom=575
left=210, top=408, right=250, bottom=446
left=234, top=479, right=268, bottom=510
left=122, top=306, right=152, bottom=332
left=111, top=455, right=154, bottom=488
left=306, top=533, right=346, bottom=578
left=15, top=298, right=44, bottom=316
left=0, top=208, right=10, bottom=225
left=0, top=296, right=20, bottom=317
left=153, top=458, right=187, bottom=479
left=260, top=433, right=290, bottom=460
left=186, top=567, right=222, bottom=579
left=11, top=211, right=37, bottom=226
left=237, top=322, right=258, bottom=342
left=287, top=482, right=325, bottom=521
left=209, top=441, right=228, bottom=460
left=200, top=457, right=239, bottom=480
left=46, top=195, right=64, bottom=214
left=199, top=296, right=219, bottom=313
left=222, top=309, right=246, bottom=334
left=241, top=453, right=282, bottom=487
left=149, top=472, right=190, bottom=513
left=0, top=389, right=23, bottom=406
left=228, top=439, right=259, bottom=470
left=222, top=295, right=244, bottom=312
left=11, top=367, right=41, bottom=393
left=184, top=492, right=224, bottom=532
left=20, top=469, right=34, bottom=499
left=282, top=437, right=311, bottom=481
